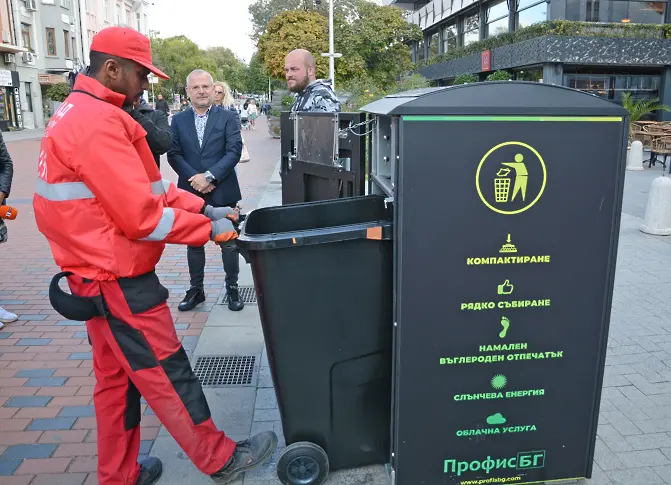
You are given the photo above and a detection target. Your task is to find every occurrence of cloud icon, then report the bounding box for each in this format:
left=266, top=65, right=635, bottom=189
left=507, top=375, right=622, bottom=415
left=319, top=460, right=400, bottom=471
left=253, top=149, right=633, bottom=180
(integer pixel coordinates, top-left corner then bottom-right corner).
left=486, top=413, right=507, bottom=425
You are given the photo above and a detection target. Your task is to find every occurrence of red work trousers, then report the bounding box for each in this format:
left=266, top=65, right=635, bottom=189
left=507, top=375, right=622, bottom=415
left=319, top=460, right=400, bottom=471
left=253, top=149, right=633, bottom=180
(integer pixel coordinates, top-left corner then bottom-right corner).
left=71, top=271, right=236, bottom=485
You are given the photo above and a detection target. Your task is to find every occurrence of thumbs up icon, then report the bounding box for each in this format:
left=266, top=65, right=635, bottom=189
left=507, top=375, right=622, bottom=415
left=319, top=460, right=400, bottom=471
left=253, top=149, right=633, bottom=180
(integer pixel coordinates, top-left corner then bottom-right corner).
left=497, top=279, right=514, bottom=295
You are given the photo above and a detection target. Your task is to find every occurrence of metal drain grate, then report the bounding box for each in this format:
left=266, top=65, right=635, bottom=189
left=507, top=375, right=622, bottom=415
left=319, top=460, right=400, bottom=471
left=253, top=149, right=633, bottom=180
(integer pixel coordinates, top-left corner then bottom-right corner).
left=193, top=355, right=258, bottom=387
left=218, top=286, right=258, bottom=305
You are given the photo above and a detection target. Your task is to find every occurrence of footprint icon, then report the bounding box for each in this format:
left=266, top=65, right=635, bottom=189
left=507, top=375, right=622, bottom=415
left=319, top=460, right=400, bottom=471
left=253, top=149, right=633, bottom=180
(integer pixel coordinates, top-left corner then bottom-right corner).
left=499, top=317, right=510, bottom=339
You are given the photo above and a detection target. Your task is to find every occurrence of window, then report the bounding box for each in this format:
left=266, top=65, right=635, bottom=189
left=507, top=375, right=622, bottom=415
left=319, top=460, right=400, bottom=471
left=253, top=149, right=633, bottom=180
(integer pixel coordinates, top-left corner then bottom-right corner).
left=428, top=31, right=440, bottom=57
left=566, top=0, right=665, bottom=23
left=462, top=12, right=480, bottom=46
left=416, top=39, right=425, bottom=62
left=24, top=82, right=33, bottom=112
left=72, top=37, right=77, bottom=60
left=64, top=30, right=70, bottom=57
left=46, top=28, right=56, bottom=55
left=487, top=0, right=509, bottom=37
left=126, top=8, right=131, bottom=25
left=516, top=0, right=547, bottom=28
left=103, top=0, right=108, bottom=20
left=563, top=72, right=661, bottom=118
left=21, top=23, right=32, bottom=51
left=115, top=2, right=120, bottom=24
left=442, top=22, right=457, bottom=51
left=144, top=14, right=147, bottom=32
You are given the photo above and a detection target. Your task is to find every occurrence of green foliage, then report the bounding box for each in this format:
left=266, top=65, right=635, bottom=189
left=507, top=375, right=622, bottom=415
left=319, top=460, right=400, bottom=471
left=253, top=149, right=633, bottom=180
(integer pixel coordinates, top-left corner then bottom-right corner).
left=281, top=94, right=294, bottom=109
left=486, top=70, right=512, bottom=81
left=203, top=47, right=247, bottom=92
left=248, top=0, right=361, bottom=41
left=453, top=74, right=478, bottom=85
left=257, top=10, right=330, bottom=80
left=417, top=21, right=671, bottom=69
left=45, top=83, right=71, bottom=102
left=151, top=35, right=218, bottom=96
left=256, top=0, right=419, bottom=91
left=335, top=0, right=422, bottom=87
left=621, top=92, right=671, bottom=123
left=245, top=53, right=271, bottom=94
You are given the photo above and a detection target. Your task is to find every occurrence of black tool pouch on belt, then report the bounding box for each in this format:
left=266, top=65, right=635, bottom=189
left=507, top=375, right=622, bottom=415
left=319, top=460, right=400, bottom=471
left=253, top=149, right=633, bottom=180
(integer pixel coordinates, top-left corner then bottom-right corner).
left=49, top=271, right=105, bottom=321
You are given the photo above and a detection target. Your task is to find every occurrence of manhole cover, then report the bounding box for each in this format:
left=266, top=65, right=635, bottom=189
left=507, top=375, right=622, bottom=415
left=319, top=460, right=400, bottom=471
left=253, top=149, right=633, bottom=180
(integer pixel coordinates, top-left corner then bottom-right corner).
left=218, top=286, right=258, bottom=305
left=193, top=355, right=258, bottom=387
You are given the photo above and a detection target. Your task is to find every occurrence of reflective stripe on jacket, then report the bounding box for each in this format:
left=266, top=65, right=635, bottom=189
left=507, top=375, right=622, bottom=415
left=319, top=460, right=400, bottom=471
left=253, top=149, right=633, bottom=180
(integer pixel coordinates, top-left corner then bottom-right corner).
left=33, top=74, right=213, bottom=281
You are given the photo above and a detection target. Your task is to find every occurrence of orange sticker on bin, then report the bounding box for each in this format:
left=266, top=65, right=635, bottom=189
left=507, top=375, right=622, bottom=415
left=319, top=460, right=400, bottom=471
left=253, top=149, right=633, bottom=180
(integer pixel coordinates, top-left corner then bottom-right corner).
left=366, top=226, right=382, bottom=240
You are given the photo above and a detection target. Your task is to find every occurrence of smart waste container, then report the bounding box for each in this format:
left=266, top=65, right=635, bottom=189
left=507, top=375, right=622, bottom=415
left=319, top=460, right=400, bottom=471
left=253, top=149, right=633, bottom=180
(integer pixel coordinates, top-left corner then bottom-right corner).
left=236, top=194, right=394, bottom=485
left=360, top=82, right=629, bottom=485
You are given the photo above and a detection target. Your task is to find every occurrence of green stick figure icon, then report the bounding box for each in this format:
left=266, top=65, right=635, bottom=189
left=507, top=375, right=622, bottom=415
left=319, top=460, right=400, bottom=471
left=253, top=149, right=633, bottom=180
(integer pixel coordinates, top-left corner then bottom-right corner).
left=501, top=154, right=528, bottom=202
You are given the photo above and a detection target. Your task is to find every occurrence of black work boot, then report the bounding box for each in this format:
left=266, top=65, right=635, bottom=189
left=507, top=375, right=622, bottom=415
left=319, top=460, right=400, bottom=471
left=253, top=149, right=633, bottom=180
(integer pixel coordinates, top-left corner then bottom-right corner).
left=136, top=457, right=162, bottom=485
left=178, top=286, right=206, bottom=312
left=211, top=431, right=278, bottom=484
left=226, top=285, right=244, bottom=312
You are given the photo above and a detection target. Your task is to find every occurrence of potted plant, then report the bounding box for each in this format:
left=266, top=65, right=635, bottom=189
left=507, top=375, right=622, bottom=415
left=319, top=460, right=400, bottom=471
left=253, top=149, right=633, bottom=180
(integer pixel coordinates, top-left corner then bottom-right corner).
left=266, top=107, right=282, bottom=138
left=621, top=92, right=670, bottom=148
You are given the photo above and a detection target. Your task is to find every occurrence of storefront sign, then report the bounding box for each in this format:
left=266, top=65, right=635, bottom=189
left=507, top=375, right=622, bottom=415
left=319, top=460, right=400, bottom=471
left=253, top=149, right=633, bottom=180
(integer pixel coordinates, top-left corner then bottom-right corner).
left=482, top=50, right=491, bottom=72
left=0, top=70, right=13, bottom=87
left=13, top=87, right=22, bottom=129
left=393, top=112, right=626, bottom=485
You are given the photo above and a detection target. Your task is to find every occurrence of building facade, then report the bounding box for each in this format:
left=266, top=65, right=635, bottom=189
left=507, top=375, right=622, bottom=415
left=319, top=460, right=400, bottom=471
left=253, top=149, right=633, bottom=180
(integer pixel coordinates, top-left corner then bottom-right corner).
left=0, top=0, right=149, bottom=131
left=389, top=0, right=671, bottom=120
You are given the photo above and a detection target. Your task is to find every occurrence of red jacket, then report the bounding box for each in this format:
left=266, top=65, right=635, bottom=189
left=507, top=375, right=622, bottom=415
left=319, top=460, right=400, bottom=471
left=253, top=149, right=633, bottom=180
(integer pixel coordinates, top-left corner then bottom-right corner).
left=33, top=75, right=213, bottom=281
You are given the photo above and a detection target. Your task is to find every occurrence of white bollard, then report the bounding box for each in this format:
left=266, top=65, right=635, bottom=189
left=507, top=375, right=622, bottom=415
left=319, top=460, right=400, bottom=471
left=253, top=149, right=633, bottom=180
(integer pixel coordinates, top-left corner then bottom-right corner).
left=640, top=175, right=671, bottom=236
left=626, top=141, right=644, bottom=171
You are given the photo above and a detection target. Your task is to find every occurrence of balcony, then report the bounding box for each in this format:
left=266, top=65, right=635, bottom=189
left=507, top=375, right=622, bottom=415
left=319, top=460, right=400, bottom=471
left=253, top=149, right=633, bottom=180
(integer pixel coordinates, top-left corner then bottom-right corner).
left=415, top=21, right=671, bottom=80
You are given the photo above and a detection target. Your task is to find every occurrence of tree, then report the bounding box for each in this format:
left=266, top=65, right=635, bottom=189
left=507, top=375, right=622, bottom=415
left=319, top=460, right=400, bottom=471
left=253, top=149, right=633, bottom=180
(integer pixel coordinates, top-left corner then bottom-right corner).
left=204, top=47, right=247, bottom=92
left=257, top=10, right=329, bottom=80
left=151, top=35, right=217, bottom=96
left=249, top=0, right=360, bottom=41
left=256, top=1, right=419, bottom=90
left=335, top=0, right=421, bottom=87
left=245, top=53, right=271, bottom=94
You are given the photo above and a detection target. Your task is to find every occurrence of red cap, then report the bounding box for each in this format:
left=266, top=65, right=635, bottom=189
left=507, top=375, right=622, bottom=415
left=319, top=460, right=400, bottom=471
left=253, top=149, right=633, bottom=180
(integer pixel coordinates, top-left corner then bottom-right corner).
left=90, top=27, right=169, bottom=80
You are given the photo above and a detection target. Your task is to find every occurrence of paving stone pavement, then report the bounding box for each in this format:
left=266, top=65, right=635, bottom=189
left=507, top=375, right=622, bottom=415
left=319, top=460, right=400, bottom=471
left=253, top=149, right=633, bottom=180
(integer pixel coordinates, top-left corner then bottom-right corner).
left=0, top=116, right=280, bottom=485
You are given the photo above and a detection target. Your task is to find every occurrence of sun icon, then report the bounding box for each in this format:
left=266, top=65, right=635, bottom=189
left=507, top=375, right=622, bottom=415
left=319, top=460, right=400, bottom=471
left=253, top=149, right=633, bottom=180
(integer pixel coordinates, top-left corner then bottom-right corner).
left=491, top=374, right=507, bottom=390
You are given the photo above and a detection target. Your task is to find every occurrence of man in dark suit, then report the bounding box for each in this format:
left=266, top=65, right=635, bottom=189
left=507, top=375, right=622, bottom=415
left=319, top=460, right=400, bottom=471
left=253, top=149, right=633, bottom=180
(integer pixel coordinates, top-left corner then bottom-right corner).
left=168, top=69, right=244, bottom=312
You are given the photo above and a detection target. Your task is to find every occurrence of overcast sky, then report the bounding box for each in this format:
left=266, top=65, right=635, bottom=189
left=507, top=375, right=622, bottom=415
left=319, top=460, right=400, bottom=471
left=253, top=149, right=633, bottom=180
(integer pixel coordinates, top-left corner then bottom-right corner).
left=148, top=0, right=257, bottom=63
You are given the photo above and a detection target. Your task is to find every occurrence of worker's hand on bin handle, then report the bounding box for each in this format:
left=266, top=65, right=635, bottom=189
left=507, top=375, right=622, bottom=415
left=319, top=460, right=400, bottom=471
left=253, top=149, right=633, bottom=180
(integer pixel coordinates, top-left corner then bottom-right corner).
left=203, top=205, right=239, bottom=223
left=211, top=218, right=238, bottom=244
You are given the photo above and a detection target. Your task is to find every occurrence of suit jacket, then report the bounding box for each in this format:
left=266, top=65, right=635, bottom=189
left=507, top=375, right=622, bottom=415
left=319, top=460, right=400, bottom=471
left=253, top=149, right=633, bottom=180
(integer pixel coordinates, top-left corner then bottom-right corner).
left=167, top=105, right=243, bottom=207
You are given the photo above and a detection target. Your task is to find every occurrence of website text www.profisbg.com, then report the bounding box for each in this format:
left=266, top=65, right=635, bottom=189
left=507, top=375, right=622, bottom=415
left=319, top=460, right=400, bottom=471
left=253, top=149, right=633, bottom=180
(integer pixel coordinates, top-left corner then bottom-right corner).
left=461, top=476, right=523, bottom=484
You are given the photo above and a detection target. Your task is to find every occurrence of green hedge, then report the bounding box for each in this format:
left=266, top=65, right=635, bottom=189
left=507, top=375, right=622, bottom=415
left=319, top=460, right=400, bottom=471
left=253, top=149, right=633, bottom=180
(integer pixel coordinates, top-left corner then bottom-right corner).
left=417, top=20, right=671, bottom=68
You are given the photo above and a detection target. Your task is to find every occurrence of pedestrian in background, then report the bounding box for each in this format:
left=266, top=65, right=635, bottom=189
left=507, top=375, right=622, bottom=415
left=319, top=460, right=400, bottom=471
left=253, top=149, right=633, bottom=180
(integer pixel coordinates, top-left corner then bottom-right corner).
left=155, top=93, right=170, bottom=114
left=0, top=131, right=16, bottom=327
left=247, top=99, right=258, bottom=129
left=168, top=69, right=246, bottom=313
left=214, top=81, right=236, bottom=111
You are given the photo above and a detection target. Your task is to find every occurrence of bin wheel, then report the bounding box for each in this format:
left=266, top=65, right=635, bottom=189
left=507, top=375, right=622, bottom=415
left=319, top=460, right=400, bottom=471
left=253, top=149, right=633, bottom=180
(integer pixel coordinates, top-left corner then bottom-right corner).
left=277, top=441, right=329, bottom=485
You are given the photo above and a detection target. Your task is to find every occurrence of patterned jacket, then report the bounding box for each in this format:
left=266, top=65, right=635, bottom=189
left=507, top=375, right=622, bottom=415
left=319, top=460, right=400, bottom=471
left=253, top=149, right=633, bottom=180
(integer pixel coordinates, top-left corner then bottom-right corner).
left=291, top=79, right=341, bottom=113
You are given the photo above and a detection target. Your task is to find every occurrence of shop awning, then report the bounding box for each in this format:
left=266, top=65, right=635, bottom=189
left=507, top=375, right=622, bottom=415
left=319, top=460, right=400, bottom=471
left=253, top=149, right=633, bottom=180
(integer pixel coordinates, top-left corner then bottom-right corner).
left=38, top=73, right=68, bottom=85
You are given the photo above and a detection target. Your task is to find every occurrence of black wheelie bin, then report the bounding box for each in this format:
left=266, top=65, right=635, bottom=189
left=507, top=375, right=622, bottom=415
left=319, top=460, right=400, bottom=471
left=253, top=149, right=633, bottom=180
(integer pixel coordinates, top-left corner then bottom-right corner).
left=236, top=194, right=394, bottom=485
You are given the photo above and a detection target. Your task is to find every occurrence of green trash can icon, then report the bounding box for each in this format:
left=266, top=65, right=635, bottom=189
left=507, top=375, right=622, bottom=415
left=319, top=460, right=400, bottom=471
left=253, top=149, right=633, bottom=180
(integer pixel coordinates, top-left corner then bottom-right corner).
left=495, top=168, right=512, bottom=203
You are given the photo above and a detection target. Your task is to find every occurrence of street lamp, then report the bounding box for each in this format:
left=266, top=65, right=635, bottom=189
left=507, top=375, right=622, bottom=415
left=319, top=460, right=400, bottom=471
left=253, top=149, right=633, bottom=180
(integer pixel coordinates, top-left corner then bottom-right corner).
left=316, top=0, right=342, bottom=92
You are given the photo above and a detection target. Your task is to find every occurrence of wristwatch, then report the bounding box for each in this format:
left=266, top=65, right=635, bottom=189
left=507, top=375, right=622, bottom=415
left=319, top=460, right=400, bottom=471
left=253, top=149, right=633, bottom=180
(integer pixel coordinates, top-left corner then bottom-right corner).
left=204, top=171, right=216, bottom=183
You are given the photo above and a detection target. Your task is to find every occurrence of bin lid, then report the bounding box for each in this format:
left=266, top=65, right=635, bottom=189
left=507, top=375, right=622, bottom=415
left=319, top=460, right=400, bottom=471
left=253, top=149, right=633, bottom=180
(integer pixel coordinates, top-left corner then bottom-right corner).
left=359, top=81, right=629, bottom=117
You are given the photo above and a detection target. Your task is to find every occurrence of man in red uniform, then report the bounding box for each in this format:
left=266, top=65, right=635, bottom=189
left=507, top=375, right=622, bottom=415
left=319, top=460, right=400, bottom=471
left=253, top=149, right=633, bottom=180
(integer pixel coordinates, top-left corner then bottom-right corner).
left=33, top=27, right=277, bottom=485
